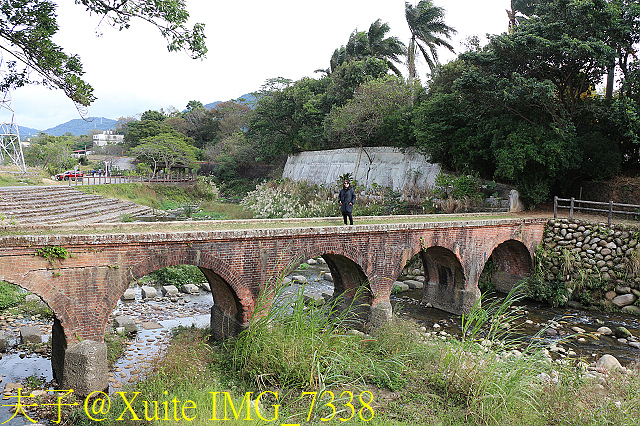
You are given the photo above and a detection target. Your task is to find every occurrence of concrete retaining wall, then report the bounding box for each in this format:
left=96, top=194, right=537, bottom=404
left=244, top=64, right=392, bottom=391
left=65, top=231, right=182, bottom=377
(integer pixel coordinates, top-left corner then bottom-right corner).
left=282, top=147, right=441, bottom=192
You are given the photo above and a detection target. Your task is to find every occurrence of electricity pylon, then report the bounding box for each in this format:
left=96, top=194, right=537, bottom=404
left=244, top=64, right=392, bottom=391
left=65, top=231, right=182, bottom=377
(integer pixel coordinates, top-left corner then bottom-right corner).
left=0, top=89, right=26, bottom=173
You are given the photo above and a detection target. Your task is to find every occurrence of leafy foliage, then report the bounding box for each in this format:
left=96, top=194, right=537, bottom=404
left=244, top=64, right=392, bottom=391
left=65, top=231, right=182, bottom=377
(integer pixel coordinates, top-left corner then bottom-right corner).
left=131, top=133, right=198, bottom=174
left=0, top=281, right=25, bottom=310
left=241, top=179, right=335, bottom=219
left=148, top=265, right=205, bottom=288
left=413, top=0, right=639, bottom=204
left=329, top=19, right=406, bottom=77
left=405, top=0, right=457, bottom=78
left=0, top=0, right=206, bottom=106
left=35, top=245, right=69, bottom=262
left=433, top=172, right=483, bottom=201
left=325, top=75, right=421, bottom=148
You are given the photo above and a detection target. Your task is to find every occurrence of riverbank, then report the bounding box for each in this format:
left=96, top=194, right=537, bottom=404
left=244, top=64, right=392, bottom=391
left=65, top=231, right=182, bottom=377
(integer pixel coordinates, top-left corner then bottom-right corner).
left=3, top=277, right=640, bottom=425
left=24, top=297, right=640, bottom=425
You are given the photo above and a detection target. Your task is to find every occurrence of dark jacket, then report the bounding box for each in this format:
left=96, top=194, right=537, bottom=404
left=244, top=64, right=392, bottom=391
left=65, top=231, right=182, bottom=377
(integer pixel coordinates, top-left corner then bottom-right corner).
left=339, top=186, right=356, bottom=213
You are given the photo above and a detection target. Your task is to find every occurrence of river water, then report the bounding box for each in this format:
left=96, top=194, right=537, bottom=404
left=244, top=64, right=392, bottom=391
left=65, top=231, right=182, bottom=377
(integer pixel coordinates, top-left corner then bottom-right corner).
left=1, top=262, right=639, bottom=424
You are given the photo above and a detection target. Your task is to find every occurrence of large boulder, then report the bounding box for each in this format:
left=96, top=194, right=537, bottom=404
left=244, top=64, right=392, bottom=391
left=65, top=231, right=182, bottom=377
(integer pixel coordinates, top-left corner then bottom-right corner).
left=161, top=285, right=179, bottom=297
left=113, top=316, right=137, bottom=334
left=121, top=288, right=136, bottom=301
left=612, top=294, right=637, bottom=307
left=20, top=326, right=41, bottom=344
left=141, top=286, right=157, bottom=299
left=181, top=284, right=199, bottom=295
left=596, top=354, right=622, bottom=372
left=597, top=326, right=613, bottom=335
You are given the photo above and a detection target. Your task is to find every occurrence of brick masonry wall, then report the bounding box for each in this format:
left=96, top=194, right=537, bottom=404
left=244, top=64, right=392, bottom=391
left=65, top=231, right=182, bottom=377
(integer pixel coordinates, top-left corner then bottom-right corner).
left=0, top=217, right=545, bottom=345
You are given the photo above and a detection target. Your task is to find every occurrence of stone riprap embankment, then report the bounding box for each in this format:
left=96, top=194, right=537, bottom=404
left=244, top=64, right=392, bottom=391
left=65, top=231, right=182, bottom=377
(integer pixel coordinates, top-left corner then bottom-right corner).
left=542, top=219, right=640, bottom=312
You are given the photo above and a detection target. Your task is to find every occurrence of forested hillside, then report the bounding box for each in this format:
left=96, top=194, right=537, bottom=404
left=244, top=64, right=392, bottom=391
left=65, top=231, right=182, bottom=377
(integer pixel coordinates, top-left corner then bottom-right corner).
left=20, top=0, right=640, bottom=208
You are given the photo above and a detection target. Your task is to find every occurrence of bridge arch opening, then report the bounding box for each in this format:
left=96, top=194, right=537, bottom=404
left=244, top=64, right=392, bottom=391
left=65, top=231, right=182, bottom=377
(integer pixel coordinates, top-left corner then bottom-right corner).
left=483, top=240, right=533, bottom=294
left=282, top=254, right=374, bottom=329
left=420, top=246, right=468, bottom=314
left=126, top=264, right=245, bottom=341
left=0, top=280, right=60, bottom=393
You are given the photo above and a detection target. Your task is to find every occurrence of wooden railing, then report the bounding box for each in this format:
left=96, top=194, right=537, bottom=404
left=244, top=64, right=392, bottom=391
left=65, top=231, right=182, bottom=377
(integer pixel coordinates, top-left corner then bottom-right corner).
left=67, top=173, right=197, bottom=187
left=554, top=196, right=640, bottom=226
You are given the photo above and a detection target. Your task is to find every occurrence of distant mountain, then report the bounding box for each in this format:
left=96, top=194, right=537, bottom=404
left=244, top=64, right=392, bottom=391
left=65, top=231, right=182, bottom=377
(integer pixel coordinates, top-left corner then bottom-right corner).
left=204, top=93, right=256, bottom=110
left=43, top=117, right=118, bottom=137
left=18, top=125, right=41, bottom=137
left=20, top=93, right=257, bottom=137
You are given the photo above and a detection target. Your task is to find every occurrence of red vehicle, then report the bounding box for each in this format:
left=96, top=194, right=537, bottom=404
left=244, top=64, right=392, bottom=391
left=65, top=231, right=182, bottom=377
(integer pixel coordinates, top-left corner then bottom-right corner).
left=55, top=170, right=84, bottom=181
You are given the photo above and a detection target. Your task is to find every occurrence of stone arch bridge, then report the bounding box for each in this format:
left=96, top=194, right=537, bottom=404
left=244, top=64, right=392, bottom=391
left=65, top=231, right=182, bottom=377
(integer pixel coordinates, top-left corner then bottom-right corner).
left=0, top=217, right=545, bottom=395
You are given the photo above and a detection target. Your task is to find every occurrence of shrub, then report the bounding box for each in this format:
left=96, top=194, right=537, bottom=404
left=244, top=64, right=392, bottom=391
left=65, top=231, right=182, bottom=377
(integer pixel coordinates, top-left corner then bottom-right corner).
left=434, top=172, right=483, bottom=201
left=240, top=179, right=335, bottom=219
left=0, top=281, right=25, bottom=310
left=149, top=265, right=206, bottom=288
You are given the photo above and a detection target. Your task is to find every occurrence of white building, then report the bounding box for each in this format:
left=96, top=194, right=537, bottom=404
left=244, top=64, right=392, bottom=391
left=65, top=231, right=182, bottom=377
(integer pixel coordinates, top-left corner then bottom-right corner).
left=93, top=130, right=124, bottom=147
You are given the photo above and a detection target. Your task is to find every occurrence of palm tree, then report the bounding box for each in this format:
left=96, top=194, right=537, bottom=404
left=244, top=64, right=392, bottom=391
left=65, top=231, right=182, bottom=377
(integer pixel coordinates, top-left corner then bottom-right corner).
left=366, top=19, right=406, bottom=76
left=328, top=19, right=406, bottom=76
left=506, top=0, right=536, bottom=33
left=405, top=0, right=457, bottom=80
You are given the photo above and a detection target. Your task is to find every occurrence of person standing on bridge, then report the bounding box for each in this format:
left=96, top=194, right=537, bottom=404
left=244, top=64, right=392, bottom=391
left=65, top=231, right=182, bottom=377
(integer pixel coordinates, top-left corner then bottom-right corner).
left=339, top=179, right=356, bottom=225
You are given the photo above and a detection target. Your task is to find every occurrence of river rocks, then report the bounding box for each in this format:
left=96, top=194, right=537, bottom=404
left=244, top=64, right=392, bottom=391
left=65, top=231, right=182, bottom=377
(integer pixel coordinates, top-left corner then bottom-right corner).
left=403, top=279, right=424, bottom=290
left=161, top=285, right=179, bottom=297
left=614, top=326, right=632, bottom=339
left=201, top=281, right=211, bottom=292
left=24, top=294, right=43, bottom=304
left=541, top=219, right=640, bottom=310
left=616, top=285, right=631, bottom=294
left=605, top=291, right=617, bottom=301
left=622, top=305, right=640, bottom=315
left=612, top=294, right=636, bottom=307
left=20, top=326, right=41, bottom=344
left=596, top=354, right=622, bottom=372
left=141, top=286, right=157, bottom=299
left=303, top=293, right=325, bottom=306
left=393, top=281, right=409, bottom=292
left=121, top=288, right=136, bottom=301
left=290, top=275, right=308, bottom=284
left=0, top=334, right=7, bottom=351
left=114, top=316, right=137, bottom=334
left=597, top=326, right=613, bottom=335
left=181, top=284, right=199, bottom=295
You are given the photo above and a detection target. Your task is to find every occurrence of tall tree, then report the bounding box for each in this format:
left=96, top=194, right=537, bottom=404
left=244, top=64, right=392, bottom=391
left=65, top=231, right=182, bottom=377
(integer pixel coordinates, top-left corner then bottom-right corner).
left=0, top=0, right=206, bottom=108
left=405, top=0, right=456, bottom=79
left=415, top=0, right=627, bottom=205
left=329, top=20, right=406, bottom=76
left=506, top=0, right=536, bottom=33
left=131, top=133, right=197, bottom=175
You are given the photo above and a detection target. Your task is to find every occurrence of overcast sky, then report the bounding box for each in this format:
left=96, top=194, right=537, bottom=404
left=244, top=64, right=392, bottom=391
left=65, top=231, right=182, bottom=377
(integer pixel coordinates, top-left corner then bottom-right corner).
left=10, top=0, right=509, bottom=130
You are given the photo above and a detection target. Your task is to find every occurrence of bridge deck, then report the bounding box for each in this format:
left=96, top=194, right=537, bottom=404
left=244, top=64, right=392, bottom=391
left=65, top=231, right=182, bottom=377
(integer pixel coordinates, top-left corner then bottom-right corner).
left=0, top=212, right=543, bottom=237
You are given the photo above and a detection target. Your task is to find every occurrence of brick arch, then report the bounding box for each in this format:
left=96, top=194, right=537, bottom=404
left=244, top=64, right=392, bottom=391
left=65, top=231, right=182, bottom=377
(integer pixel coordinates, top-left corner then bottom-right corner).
left=128, top=251, right=251, bottom=312
left=421, top=245, right=477, bottom=314
left=485, top=239, right=533, bottom=293
left=284, top=244, right=373, bottom=301
left=0, top=267, right=123, bottom=344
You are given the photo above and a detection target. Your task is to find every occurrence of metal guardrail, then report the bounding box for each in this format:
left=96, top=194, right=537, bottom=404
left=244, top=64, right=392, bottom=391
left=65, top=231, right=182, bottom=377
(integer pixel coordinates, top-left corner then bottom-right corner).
left=67, top=173, right=198, bottom=186
left=554, top=196, right=640, bottom=226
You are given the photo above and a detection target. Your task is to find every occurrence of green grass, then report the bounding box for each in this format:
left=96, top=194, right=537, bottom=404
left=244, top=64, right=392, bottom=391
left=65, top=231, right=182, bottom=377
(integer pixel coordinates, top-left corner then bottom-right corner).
left=45, top=285, right=640, bottom=425
left=75, top=182, right=253, bottom=220
left=0, top=169, right=49, bottom=186
left=0, top=280, right=25, bottom=310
